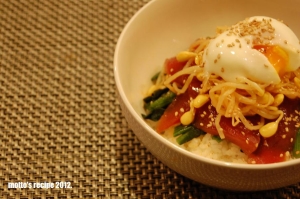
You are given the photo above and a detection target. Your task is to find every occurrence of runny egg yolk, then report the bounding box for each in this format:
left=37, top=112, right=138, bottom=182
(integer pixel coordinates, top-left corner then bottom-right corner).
left=254, top=45, right=289, bottom=76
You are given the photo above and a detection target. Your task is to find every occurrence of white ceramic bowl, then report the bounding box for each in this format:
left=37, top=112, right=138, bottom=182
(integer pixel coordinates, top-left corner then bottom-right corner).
left=114, top=0, right=300, bottom=191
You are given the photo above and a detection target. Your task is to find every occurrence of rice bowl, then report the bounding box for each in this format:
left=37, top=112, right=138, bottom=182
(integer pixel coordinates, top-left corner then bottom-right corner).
left=114, top=0, right=300, bottom=191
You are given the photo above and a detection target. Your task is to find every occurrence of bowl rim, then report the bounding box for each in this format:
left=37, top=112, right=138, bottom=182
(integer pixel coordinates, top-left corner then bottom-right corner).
left=114, top=0, right=300, bottom=170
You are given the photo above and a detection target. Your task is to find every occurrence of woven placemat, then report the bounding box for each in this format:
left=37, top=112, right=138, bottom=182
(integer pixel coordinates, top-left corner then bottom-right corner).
left=0, top=0, right=299, bottom=198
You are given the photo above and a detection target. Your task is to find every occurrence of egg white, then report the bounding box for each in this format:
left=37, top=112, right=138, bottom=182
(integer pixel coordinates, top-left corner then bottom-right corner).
left=202, top=16, right=300, bottom=84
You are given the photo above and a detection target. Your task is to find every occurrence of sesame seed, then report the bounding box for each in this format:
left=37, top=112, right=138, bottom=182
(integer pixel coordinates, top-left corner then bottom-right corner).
left=180, top=108, right=184, bottom=112
left=285, top=151, right=290, bottom=158
left=200, top=123, right=204, bottom=126
left=280, top=153, right=283, bottom=157
left=282, top=134, right=286, bottom=139
left=175, top=111, right=178, bottom=116
left=291, top=138, right=294, bottom=143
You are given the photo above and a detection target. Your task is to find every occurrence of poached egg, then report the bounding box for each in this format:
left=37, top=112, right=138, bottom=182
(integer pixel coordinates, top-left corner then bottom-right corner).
left=202, top=16, right=300, bottom=84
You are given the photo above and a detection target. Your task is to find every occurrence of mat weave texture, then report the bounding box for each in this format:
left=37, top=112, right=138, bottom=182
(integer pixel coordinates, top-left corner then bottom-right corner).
left=0, top=0, right=300, bottom=198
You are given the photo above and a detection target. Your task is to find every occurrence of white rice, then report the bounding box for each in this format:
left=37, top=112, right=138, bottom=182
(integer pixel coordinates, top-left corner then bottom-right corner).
left=162, top=127, right=248, bottom=164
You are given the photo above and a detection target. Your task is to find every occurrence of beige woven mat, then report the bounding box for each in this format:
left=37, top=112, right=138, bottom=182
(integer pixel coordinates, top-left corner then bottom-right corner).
left=0, top=0, right=299, bottom=198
